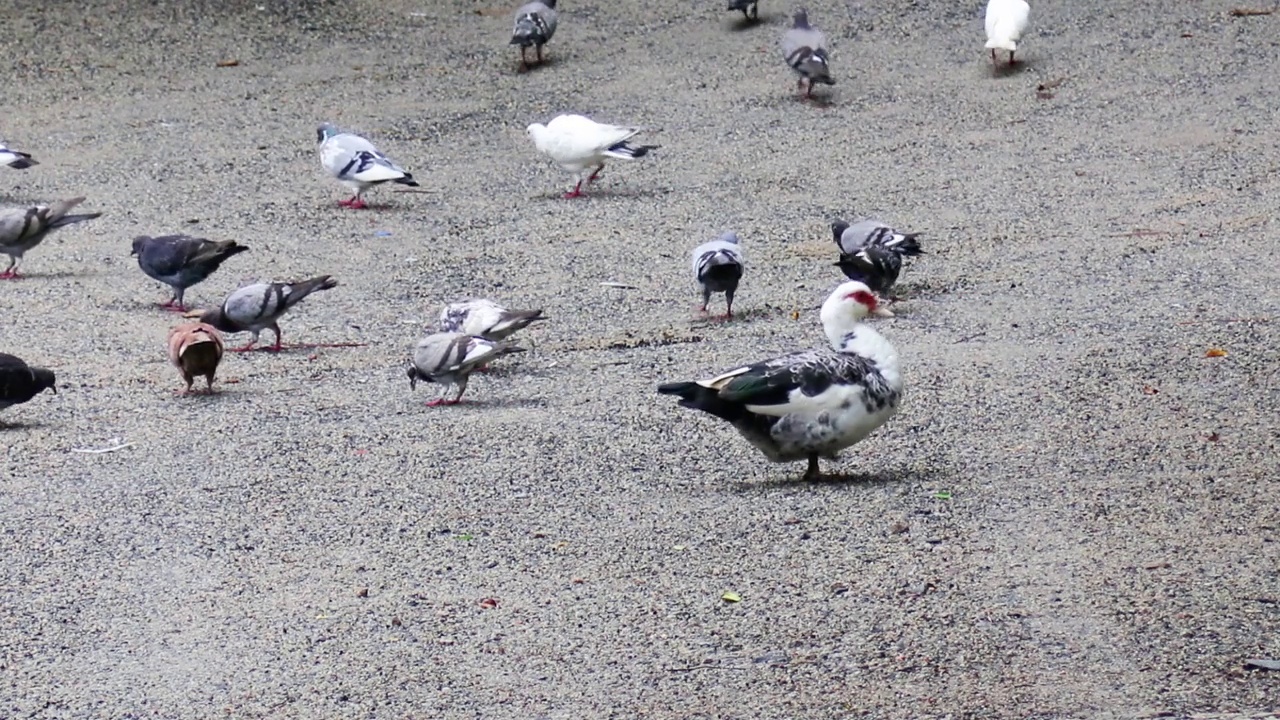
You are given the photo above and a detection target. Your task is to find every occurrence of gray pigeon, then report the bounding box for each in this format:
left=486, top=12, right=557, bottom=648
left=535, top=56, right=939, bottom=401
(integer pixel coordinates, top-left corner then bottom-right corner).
left=0, top=353, right=56, bottom=412
left=0, top=197, right=102, bottom=279
left=510, top=0, right=558, bottom=68
left=438, top=298, right=546, bottom=341
left=131, top=235, right=250, bottom=311
left=0, top=139, right=37, bottom=170
left=781, top=9, right=834, bottom=98
left=831, top=219, right=923, bottom=295
left=197, top=276, right=339, bottom=352
left=316, top=123, right=418, bottom=209
left=691, top=232, right=745, bottom=319
left=407, top=332, right=526, bottom=406
left=727, top=0, right=759, bottom=21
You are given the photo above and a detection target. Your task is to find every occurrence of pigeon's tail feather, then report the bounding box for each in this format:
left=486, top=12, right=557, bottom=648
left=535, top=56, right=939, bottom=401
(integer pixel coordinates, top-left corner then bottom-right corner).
left=886, top=233, right=924, bottom=257
left=788, top=48, right=834, bottom=85
left=985, top=37, right=1017, bottom=51
left=5, top=153, right=37, bottom=169
left=727, top=0, right=753, bottom=9
left=48, top=212, right=103, bottom=230
left=602, top=142, right=659, bottom=160
left=511, top=13, right=549, bottom=46
left=287, top=275, right=339, bottom=306
left=393, top=174, right=420, bottom=187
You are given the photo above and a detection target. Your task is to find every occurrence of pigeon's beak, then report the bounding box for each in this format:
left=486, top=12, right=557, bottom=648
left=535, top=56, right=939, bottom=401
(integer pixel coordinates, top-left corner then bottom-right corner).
left=129, top=249, right=137, bottom=256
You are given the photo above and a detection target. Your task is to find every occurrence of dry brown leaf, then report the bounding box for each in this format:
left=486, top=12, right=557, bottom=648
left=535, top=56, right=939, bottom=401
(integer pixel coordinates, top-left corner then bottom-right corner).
left=1205, top=348, right=1228, bottom=357
left=215, top=59, right=240, bottom=68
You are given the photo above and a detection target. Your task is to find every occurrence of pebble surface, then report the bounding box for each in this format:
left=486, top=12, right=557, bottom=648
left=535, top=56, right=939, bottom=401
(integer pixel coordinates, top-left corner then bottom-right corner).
left=1, top=0, right=1277, bottom=717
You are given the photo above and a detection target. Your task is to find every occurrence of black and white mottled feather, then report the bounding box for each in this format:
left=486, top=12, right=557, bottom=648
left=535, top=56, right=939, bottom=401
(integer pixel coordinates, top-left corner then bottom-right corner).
left=510, top=0, right=558, bottom=67
left=0, top=139, right=37, bottom=170
left=727, top=0, right=760, bottom=21
left=408, top=332, right=526, bottom=406
left=781, top=9, right=834, bottom=97
left=831, top=219, right=923, bottom=295
left=0, top=353, right=56, bottom=412
left=0, top=197, right=102, bottom=279
left=658, top=281, right=901, bottom=480
left=691, top=231, right=745, bottom=318
left=198, top=276, right=338, bottom=351
left=439, top=298, right=546, bottom=341
left=132, top=235, right=250, bottom=311
left=316, top=123, right=418, bottom=208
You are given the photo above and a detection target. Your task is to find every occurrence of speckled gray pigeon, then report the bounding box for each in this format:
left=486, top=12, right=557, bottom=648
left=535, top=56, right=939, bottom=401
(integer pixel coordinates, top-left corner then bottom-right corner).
left=407, top=332, right=525, bottom=407
left=781, top=9, right=833, bottom=98
left=197, top=276, right=338, bottom=352
left=0, top=197, right=102, bottom=279
left=316, top=123, right=418, bottom=209
left=438, top=299, right=546, bottom=341
left=132, top=234, right=249, bottom=311
left=510, top=0, right=558, bottom=68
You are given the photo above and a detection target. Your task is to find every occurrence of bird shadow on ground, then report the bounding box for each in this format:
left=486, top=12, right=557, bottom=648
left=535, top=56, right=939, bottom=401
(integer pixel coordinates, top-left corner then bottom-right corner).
left=726, top=16, right=766, bottom=32
left=0, top=419, right=45, bottom=431
left=1, top=270, right=85, bottom=281
left=233, top=342, right=368, bottom=354
left=414, top=396, right=547, bottom=411
left=536, top=187, right=674, bottom=202
left=990, top=59, right=1032, bottom=79
left=516, top=57, right=556, bottom=74
left=727, top=464, right=942, bottom=493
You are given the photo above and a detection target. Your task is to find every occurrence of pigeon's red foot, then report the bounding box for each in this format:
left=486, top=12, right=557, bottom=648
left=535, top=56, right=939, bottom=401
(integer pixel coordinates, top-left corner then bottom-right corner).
left=0, top=270, right=21, bottom=280
left=563, top=181, right=585, bottom=199
left=158, top=301, right=188, bottom=312
left=426, top=398, right=463, bottom=407
left=587, top=167, right=604, bottom=183
left=230, top=344, right=258, bottom=353
left=338, top=197, right=368, bottom=209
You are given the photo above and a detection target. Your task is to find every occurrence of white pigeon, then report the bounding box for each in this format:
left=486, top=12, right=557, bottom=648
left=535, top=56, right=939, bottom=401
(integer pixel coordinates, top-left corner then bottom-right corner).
left=526, top=114, right=659, bottom=198
left=316, top=123, right=418, bottom=209
left=984, top=0, right=1030, bottom=66
left=0, top=139, right=37, bottom=170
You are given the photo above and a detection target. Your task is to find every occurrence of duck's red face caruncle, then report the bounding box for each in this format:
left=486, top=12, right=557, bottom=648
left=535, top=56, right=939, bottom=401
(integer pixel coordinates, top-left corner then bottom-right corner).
left=844, top=289, right=878, bottom=314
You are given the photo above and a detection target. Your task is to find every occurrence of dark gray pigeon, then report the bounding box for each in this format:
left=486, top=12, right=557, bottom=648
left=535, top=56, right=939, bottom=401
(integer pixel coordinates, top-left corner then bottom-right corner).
left=0, top=353, right=56, bottom=413
left=132, top=234, right=250, bottom=311
left=407, top=332, right=526, bottom=407
left=510, top=0, right=558, bottom=68
left=781, top=9, right=834, bottom=98
left=831, top=219, right=923, bottom=296
left=197, top=276, right=339, bottom=352
left=0, top=197, right=102, bottom=279
left=0, top=139, right=37, bottom=170
left=692, top=232, right=745, bottom=319
left=727, top=0, right=759, bottom=21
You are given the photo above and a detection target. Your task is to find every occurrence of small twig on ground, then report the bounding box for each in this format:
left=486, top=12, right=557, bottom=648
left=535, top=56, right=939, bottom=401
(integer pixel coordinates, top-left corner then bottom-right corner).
left=665, top=664, right=745, bottom=673
left=71, top=441, right=135, bottom=454
left=1107, top=229, right=1169, bottom=238
left=1176, top=317, right=1270, bottom=325
left=1229, top=7, right=1274, bottom=16
left=954, top=331, right=988, bottom=344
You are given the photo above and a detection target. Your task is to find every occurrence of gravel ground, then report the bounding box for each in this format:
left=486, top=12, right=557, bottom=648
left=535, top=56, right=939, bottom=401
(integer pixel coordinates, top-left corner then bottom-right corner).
left=1, top=0, right=1278, bottom=718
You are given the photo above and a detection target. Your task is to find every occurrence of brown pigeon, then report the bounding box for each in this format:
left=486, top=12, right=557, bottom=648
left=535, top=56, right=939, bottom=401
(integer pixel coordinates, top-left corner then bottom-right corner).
left=167, top=322, right=224, bottom=394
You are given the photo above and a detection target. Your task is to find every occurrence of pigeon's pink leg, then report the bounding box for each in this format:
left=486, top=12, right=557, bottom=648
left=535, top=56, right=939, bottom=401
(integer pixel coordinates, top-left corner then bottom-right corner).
left=563, top=181, right=585, bottom=199
left=536, top=44, right=544, bottom=63
left=0, top=267, right=19, bottom=280
left=426, top=398, right=463, bottom=407
left=990, top=49, right=997, bottom=65
left=158, top=299, right=187, bottom=312
left=1009, top=50, right=1016, bottom=64
left=264, top=326, right=284, bottom=353
left=587, top=164, right=605, bottom=183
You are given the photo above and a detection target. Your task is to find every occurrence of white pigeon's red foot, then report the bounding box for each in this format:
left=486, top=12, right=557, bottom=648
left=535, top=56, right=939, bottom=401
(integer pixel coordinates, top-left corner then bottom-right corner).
left=338, top=197, right=368, bottom=209
left=563, top=182, right=585, bottom=199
